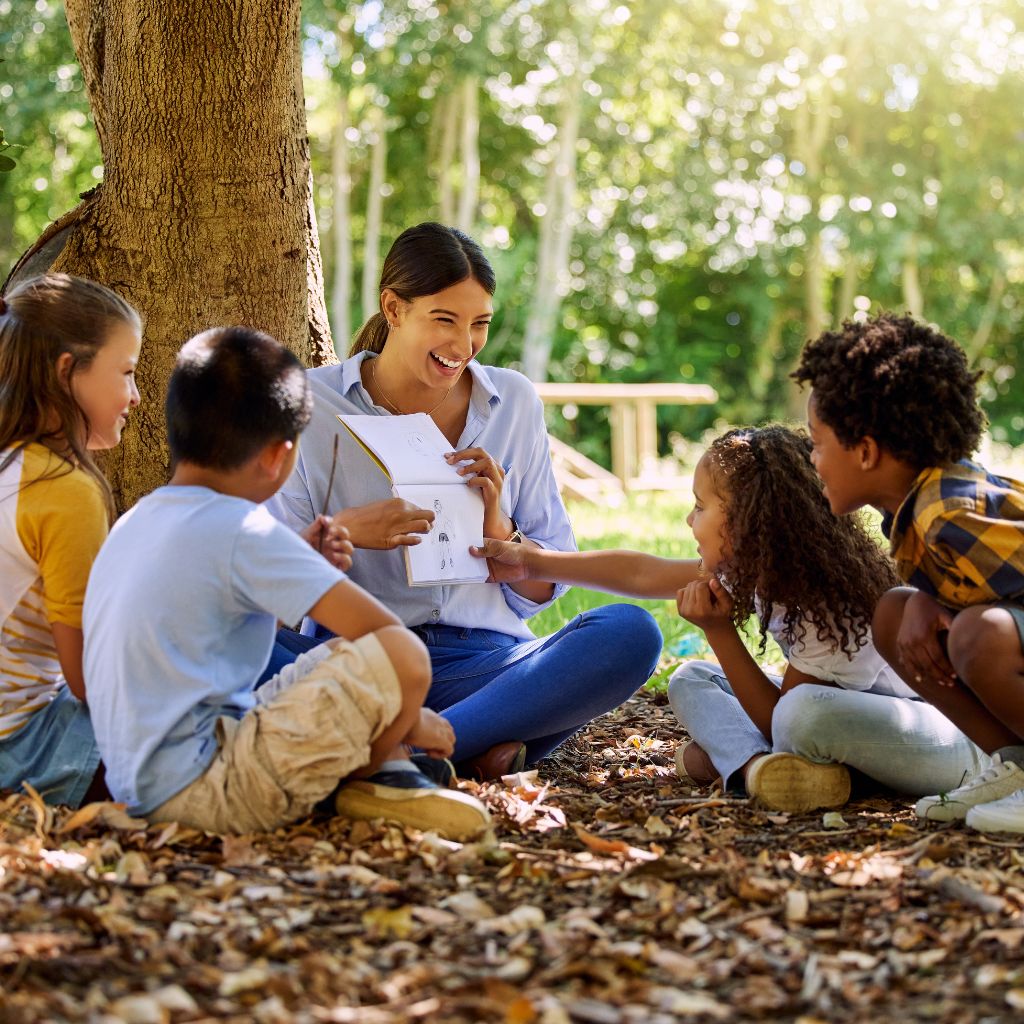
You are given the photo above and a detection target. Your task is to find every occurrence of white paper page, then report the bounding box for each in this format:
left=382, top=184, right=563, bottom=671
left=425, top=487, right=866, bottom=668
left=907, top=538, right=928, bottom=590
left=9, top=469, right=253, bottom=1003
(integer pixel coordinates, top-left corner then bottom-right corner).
left=337, top=413, right=465, bottom=486
left=395, top=483, right=489, bottom=586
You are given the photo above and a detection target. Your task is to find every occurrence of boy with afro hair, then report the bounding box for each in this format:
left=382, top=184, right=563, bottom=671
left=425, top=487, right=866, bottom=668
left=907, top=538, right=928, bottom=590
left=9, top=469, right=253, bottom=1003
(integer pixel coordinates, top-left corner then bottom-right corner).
left=792, top=312, right=1024, bottom=834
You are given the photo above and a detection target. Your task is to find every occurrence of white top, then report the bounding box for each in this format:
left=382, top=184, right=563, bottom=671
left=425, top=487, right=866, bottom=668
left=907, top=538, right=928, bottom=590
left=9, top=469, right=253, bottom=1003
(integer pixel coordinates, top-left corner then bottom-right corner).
left=764, top=603, right=915, bottom=698
left=83, top=486, right=344, bottom=814
left=267, top=353, right=576, bottom=640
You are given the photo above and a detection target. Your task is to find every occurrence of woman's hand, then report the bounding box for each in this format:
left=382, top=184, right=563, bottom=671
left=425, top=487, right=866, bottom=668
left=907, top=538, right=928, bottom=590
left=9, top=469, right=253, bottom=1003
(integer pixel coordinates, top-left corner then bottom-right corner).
left=446, top=447, right=511, bottom=539
left=896, top=590, right=956, bottom=688
left=470, top=538, right=533, bottom=583
left=406, top=708, right=455, bottom=759
left=331, top=498, right=435, bottom=550
left=677, top=577, right=735, bottom=633
left=300, top=516, right=354, bottom=571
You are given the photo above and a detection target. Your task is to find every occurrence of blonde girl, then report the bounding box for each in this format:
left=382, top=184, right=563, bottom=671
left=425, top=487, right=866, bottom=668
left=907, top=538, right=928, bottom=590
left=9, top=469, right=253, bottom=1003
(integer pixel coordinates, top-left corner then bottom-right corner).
left=0, top=274, right=141, bottom=806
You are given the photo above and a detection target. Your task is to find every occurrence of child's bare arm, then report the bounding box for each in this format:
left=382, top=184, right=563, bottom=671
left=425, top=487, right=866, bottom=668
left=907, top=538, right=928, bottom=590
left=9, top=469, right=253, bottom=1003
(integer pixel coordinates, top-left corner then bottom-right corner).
left=471, top=540, right=701, bottom=599
left=51, top=622, right=86, bottom=702
left=308, top=579, right=403, bottom=640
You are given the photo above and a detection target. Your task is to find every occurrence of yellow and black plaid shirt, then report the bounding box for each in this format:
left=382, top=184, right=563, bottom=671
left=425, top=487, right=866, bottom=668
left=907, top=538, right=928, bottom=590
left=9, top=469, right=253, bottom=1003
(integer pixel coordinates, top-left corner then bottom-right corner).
left=882, top=460, right=1024, bottom=610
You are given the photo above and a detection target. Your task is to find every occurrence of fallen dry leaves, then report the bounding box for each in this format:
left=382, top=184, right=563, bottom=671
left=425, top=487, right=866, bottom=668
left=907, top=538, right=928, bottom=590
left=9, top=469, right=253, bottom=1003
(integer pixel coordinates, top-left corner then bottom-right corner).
left=1, top=690, right=1022, bottom=1023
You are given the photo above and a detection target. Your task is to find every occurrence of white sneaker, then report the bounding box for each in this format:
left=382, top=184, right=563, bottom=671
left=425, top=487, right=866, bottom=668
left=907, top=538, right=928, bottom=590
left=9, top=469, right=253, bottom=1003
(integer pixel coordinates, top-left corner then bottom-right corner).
left=915, top=755, right=1024, bottom=822
left=965, top=789, right=1024, bottom=833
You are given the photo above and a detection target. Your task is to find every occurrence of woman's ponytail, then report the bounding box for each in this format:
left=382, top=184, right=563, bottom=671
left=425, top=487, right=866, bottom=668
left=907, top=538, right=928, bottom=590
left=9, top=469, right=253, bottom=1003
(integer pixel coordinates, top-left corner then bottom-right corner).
left=349, top=311, right=390, bottom=356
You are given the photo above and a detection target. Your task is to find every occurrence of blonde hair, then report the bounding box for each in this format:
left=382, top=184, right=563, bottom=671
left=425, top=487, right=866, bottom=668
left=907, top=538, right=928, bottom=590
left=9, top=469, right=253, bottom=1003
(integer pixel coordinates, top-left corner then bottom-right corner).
left=0, top=274, right=142, bottom=516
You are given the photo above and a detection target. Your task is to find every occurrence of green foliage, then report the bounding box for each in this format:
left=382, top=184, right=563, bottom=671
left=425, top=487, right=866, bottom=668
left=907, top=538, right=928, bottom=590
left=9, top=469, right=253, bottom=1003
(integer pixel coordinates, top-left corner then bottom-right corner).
left=0, top=0, right=100, bottom=265
left=5, top=0, right=1023, bottom=450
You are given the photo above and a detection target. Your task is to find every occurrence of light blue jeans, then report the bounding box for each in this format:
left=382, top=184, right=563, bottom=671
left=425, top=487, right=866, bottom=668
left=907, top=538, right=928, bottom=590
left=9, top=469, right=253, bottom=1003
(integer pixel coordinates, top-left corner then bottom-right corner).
left=262, top=604, right=663, bottom=768
left=668, top=660, right=991, bottom=796
left=0, top=686, right=100, bottom=807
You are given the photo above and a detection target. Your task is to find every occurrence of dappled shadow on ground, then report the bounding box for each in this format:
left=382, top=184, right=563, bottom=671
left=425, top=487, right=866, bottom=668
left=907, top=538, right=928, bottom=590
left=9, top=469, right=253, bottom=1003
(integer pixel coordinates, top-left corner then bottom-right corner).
left=1, top=690, right=1022, bottom=1023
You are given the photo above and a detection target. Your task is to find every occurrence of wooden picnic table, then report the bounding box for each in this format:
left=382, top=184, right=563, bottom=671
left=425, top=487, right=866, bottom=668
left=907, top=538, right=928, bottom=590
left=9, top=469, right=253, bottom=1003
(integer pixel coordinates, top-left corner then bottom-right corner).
left=532, top=382, right=718, bottom=492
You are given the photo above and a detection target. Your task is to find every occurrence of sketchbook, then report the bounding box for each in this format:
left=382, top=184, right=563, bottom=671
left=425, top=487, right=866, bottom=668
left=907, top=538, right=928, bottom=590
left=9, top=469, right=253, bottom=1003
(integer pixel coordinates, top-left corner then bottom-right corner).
left=337, top=413, right=489, bottom=587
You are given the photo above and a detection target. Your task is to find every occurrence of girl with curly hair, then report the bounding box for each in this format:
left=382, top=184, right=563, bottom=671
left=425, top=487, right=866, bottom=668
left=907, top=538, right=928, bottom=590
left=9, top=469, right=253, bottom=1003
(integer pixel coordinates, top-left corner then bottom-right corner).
left=473, top=425, right=989, bottom=813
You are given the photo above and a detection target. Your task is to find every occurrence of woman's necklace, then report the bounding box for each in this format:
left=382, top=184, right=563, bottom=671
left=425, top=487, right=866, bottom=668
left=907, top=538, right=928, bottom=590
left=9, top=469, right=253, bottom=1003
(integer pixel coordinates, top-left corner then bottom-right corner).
left=371, top=356, right=456, bottom=417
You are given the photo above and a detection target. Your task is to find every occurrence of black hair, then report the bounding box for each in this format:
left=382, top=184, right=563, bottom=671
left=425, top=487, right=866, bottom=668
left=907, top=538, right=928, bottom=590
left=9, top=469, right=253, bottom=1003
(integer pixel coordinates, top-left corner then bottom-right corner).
left=166, top=326, right=311, bottom=470
left=704, top=425, right=901, bottom=655
left=350, top=222, right=496, bottom=356
left=791, top=313, right=985, bottom=468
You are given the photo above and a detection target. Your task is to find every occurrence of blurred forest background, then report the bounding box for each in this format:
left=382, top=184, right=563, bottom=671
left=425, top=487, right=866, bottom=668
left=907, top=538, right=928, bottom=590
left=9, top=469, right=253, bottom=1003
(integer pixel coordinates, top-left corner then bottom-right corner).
left=2, top=0, right=1022, bottom=467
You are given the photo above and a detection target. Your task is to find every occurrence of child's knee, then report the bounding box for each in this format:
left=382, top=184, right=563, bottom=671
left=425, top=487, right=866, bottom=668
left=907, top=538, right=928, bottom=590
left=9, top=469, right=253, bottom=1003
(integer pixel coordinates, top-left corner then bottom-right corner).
left=948, top=605, right=1021, bottom=682
left=374, top=625, right=431, bottom=700
left=772, top=686, right=834, bottom=754
left=667, top=660, right=720, bottom=716
left=872, top=587, right=915, bottom=660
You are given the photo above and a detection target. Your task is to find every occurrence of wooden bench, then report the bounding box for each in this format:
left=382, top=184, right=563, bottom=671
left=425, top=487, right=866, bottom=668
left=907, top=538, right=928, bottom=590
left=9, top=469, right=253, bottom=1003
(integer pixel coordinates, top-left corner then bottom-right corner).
left=534, top=382, right=718, bottom=499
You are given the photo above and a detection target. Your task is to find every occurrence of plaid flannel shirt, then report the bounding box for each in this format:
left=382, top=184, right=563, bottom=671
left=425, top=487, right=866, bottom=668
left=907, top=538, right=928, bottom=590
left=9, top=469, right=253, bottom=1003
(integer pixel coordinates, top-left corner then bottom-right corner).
left=882, top=460, right=1024, bottom=610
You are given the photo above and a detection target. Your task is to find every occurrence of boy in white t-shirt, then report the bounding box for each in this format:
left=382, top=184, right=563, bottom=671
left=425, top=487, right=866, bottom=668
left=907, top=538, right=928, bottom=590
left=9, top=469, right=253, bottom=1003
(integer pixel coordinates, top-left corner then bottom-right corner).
left=83, top=327, right=489, bottom=839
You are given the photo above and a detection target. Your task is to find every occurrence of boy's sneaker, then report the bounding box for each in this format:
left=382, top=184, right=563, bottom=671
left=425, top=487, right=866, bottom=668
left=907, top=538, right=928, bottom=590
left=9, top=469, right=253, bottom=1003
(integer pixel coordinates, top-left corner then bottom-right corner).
left=915, top=755, right=1024, bottom=822
left=746, top=752, right=851, bottom=813
left=409, top=753, right=456, bottom=787
left=965, top=789, right=1024, bottom=833
left=674, top=741, right=718, bottom=786
left=334, top=768, right=490, bottom=841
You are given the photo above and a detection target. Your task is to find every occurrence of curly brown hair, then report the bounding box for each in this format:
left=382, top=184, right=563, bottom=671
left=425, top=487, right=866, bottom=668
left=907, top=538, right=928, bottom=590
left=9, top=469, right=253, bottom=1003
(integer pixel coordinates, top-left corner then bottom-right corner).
left=791, top=313, right=984, bottom=469
left=704, top=425, right=901, bottom=656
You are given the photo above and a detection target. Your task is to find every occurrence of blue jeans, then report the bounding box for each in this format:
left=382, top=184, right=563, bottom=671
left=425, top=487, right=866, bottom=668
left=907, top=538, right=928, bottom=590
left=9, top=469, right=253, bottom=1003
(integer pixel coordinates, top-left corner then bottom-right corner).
left=261, top=604, right=662, bottom=766
left=668, top=660, right=991, bottom=796
left=0, top=686, right=101, bottom=807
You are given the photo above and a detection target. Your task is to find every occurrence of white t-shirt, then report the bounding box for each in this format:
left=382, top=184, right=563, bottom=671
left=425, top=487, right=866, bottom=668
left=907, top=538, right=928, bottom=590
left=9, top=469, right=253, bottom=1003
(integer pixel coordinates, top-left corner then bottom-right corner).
left=83, top=486, right=344, bottom=814
left=763, top=603, right=915, bottom=699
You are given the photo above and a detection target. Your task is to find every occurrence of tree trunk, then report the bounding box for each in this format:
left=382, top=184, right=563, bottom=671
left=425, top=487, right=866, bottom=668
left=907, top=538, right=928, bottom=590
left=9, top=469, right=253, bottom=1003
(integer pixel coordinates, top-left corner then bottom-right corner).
left=361, top=108, right=388, bottom=323
left=456, top=76, right=479, bottom=233
left=521, top=78, right=581, bottom=382
left=331, top=91, right=353, bottom=350
left=25, top=0, right=334, bottom=510
left=901, top=233, right=924, bottom=318
left=436, top=89, right=459, bottom=225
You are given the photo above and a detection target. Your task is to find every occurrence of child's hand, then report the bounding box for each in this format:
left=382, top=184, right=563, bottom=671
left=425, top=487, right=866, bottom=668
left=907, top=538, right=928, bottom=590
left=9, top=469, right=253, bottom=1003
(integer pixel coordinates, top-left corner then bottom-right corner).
left=897, top=591, right=956, bottom=688
left=676, top=577, right=734, bottom=632
left=405, top=708, right=455, bottom=759
left=469, top=538, right=532, bottom=583
left=301, top=515, right=354, bottom=571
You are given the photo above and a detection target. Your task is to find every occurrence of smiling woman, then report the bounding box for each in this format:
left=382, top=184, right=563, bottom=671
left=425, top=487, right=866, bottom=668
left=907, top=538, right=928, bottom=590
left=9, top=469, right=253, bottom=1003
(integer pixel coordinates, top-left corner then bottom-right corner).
left=265, top=223, right=663, bottom=779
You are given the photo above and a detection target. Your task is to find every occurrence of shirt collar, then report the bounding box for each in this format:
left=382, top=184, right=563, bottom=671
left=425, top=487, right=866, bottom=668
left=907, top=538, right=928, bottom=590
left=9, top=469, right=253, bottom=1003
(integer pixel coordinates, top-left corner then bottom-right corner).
left=338, top=350, right=501, bottom=408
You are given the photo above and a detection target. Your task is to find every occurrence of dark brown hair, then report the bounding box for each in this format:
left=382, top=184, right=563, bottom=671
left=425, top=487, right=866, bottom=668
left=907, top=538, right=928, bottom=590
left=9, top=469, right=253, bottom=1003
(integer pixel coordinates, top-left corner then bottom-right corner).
left=349, top=222, right=496, bottom=356
left=791, top=313, right=984, bottom=468
left=0, top=273, right=142, bottom=515
left=704, top=425, right=900, bottom=656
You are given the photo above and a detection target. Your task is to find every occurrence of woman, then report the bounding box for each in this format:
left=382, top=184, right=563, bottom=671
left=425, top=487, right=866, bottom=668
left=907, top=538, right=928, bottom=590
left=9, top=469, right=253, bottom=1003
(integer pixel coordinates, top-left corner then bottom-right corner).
left=267, top=223, right=662, bottom=778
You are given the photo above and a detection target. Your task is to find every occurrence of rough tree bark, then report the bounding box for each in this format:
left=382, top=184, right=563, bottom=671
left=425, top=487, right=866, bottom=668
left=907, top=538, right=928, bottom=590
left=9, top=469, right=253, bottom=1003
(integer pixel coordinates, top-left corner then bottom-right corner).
left=5, top=0, right=335, bottom=510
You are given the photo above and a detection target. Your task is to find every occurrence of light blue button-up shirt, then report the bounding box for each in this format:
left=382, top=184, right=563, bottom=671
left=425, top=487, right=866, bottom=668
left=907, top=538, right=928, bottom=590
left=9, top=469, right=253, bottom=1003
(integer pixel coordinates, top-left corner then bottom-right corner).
left=267, top=352, right=575, bottom=639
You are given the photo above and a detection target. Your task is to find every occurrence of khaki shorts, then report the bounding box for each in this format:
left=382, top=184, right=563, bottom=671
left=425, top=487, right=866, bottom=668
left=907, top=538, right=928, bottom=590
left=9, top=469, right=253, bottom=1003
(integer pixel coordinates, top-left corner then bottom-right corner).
left=151, top=633, right=401, bottom=834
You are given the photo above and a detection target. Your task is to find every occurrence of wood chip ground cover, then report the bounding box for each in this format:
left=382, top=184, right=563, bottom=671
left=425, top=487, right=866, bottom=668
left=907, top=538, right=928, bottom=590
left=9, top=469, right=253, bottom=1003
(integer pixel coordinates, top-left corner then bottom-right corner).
left=1, top=691, right=1021, bottom=1023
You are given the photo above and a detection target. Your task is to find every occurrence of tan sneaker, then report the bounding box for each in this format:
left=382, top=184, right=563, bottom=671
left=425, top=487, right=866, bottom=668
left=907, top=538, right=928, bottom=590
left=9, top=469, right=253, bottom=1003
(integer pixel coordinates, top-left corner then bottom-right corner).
left=335, top=769, right=491, bottom=841
left=674, top=741, right=718, bottom=786
left=746, top=752, right=850, bottom=813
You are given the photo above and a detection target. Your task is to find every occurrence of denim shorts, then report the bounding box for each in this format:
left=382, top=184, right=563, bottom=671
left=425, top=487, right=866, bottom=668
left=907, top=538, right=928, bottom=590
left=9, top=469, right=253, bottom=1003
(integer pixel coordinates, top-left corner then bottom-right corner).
left=0, top=686, right=100, bottom=807
left=1001, top=603, right=1024, bottom=653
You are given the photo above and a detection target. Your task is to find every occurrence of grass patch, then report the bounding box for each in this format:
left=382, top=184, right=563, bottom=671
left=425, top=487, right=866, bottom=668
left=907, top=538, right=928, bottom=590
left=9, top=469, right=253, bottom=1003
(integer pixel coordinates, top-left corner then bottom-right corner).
left=528, top=490, right=785, bottom=690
